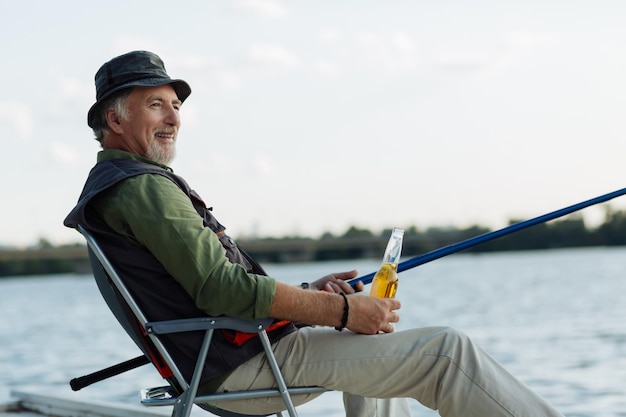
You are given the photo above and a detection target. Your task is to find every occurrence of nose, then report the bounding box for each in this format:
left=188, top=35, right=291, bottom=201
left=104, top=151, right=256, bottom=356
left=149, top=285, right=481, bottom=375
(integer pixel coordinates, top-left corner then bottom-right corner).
left=164, top=103, right=181, bottom=126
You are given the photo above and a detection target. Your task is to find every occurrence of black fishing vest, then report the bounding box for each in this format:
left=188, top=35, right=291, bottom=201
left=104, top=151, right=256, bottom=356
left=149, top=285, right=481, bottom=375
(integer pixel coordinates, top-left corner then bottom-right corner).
left=64, top=157, right=296, bottom=385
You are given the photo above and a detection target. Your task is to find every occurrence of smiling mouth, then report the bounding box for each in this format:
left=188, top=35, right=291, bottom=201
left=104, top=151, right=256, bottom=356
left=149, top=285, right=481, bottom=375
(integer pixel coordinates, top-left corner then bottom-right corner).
left=155, top=131, right=176, bottom=142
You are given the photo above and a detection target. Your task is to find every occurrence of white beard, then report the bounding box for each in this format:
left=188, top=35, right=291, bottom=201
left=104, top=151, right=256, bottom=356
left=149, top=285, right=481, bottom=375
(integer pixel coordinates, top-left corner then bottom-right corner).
left=147, top=140, right=176, bottom=165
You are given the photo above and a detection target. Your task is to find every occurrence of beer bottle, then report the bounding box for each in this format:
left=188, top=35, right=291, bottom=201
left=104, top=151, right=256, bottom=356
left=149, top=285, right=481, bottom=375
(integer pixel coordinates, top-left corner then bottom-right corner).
left=369, top=227, right=404, bottom=298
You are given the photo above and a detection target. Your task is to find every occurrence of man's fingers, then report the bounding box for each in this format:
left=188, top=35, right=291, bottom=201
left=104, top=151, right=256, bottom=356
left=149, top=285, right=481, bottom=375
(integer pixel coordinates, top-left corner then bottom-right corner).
left=335, top=279, right=358, bottom=294
left=388, top=310, right=400, bottom=324
left=324, top=281, right=344, bottom=294
left=332, top=270, right=358, bottom=281
left=382, top=323, right=396, bottom=334
left=387, top=299, right=402, bottom=312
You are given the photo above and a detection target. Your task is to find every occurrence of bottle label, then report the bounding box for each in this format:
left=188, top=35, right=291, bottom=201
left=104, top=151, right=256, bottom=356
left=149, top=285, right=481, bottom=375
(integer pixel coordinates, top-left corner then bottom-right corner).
left=369, top=263, right=398, bottom=298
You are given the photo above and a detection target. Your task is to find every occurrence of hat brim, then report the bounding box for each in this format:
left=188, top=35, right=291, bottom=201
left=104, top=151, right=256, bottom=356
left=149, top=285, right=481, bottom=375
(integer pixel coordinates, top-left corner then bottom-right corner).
left=87, top=78, right=191, bottom=128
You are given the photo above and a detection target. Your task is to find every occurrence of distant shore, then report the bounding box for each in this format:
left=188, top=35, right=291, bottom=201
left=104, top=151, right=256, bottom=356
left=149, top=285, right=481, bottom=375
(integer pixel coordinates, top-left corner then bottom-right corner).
left=2, top=210, right=626, bottom=277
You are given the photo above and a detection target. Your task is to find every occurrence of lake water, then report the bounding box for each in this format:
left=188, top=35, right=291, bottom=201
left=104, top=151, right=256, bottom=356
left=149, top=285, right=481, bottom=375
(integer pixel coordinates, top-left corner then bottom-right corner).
left=1, top=247, right=625, bottom=417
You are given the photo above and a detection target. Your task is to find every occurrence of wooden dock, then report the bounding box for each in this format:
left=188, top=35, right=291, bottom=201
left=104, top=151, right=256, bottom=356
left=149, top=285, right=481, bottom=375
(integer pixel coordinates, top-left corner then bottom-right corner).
left=1, top=390, right=169, bottom=417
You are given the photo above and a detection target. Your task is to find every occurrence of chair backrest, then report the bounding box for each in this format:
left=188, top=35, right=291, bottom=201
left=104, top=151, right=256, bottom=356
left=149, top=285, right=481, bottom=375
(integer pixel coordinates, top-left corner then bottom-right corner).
left=78, top=225, right=186, bottom=388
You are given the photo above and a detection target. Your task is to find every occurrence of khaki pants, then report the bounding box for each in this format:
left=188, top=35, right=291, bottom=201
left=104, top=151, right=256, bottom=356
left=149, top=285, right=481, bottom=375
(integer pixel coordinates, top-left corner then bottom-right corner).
left=210, top=326, right=563, bottom=417
left=343, top=395, right=412, bottom=417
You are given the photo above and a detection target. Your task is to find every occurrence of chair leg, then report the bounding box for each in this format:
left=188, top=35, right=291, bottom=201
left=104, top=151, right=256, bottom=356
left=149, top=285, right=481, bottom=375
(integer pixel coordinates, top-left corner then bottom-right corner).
left=171, top=391, right=192, bottom=417
left=257, top=331, right=298, bottom=417
left=171, top=329, right=215, bottom=417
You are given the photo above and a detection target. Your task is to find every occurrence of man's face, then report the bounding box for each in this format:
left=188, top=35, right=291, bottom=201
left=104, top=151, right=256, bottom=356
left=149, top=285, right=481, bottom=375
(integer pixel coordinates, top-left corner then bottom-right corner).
left=118, top=84, right=182, bottom=165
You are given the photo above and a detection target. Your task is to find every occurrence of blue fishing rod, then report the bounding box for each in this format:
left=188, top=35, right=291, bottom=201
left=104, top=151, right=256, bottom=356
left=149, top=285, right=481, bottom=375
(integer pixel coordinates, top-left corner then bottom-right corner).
left=349, top=187, right=626, bottom=288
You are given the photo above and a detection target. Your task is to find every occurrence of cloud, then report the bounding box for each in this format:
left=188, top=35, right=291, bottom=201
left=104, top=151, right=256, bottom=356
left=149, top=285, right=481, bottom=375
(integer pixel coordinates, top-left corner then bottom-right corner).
left=391, top=32, right=415, bottom=54
left=111, top=37, right=167, bottom=56
left=355, top=31, right=418, bottom=72
left=186, top=150, right=274, bottom=179
left=438, top=50, right=493, bottom=71
left=249, top=43, right=299, bottom=70
left=356, top=32, right=385, bottom=51
left=49, top=76, right=93, bottom=120
left=437, top=31, right=563, bottom=76
left=317, top=27, right=342, bottom=44
left=314, top=58, right=339, bottom=77
left=484, top=32, right=562, bottom=76
left=176, top=54, right=219, bottom=71
left=48, top=141, right=81, bottom=165
left=173, top=54, right=244, bottom=94
left=0, top=101, right=33, bottom=140
left=58, top=77, right=91, bottom=102
left=214, top=70, right=244, bottom=92
left=188, top=149, right=241, bottom=177
left=252, top=153, right=274, bottom=176
left=234, top=0, right=287, bottom=19
left=507, top=31, right=562, bottom=50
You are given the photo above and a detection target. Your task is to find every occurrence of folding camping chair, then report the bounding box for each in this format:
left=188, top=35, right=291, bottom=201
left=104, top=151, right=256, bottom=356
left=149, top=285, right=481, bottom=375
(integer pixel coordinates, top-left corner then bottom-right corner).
left=72, top=224, right=327, bottom=417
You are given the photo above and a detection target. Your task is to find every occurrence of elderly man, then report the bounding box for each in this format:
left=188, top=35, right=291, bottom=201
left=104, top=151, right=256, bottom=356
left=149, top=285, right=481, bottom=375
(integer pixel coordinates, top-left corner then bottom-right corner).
left=65, top=50, right=563, bottom=417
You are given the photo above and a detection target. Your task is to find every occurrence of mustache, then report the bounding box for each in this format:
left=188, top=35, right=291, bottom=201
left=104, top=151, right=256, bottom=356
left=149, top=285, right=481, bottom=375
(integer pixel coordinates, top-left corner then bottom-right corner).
left=155, top=128, right=177, bottom=135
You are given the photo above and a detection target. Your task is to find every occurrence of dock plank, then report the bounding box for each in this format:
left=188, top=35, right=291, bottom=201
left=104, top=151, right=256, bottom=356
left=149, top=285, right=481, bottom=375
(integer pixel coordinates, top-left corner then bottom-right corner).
left=3, top=391, right=169, bottom=417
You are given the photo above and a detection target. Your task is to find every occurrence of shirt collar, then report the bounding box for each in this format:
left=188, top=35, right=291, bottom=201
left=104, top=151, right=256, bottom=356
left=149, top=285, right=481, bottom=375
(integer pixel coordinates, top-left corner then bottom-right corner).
left=96, top=149, right=174, bottom=172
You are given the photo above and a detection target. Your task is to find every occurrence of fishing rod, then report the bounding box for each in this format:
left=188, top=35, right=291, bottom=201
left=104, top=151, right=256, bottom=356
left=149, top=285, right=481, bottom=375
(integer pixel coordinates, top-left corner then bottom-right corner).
left=349, top=186, right=626, bottom=288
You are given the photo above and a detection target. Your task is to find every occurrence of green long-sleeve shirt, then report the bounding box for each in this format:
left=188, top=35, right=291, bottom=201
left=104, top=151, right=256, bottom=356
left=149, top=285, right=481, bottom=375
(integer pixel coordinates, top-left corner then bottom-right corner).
left=91, top=149, right=277, bottom=319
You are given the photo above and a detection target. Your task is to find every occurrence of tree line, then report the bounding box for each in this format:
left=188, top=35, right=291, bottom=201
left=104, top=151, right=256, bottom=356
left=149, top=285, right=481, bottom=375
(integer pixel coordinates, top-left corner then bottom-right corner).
left=244, top=207, right=626, bottom=261
left=2, top=207, right=626, bottom=277
left=337, top=208, right=626, bottom=255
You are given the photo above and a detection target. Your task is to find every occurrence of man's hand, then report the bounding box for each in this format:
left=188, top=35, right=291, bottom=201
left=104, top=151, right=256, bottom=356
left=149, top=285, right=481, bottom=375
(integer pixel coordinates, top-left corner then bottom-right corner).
left=271, top=272, right=400, bottom=335
left=310, top=270, right=365, bottom=294
left=345, top=295, right=400, bottom=335
left=309, top=270, right=400, bottom=334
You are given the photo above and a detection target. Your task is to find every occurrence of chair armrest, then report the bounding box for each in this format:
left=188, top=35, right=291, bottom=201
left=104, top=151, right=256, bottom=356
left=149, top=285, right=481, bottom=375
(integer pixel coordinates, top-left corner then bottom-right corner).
left=146, top=316, right=275, bottom=335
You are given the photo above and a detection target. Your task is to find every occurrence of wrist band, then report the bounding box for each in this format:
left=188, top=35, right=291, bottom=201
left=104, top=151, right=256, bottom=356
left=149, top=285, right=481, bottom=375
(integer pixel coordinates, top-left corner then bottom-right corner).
left=334, top=292, right=349, bottom=331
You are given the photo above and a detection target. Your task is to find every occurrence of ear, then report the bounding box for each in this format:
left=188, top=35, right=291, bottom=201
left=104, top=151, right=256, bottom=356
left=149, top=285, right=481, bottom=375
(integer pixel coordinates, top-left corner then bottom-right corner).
left=105, top=109, right=125, bottom=134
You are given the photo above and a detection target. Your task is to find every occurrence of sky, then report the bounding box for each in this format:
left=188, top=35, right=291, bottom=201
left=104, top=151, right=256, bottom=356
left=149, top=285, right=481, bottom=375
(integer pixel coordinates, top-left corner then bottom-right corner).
left=1, top=0, right=626, bottom=247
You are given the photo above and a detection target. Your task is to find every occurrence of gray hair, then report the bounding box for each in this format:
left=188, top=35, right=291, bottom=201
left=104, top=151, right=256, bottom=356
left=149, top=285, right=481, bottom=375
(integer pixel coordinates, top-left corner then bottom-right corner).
left=91, top=89, right=133, bottom=144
